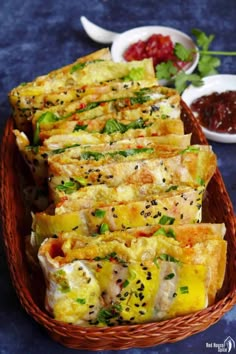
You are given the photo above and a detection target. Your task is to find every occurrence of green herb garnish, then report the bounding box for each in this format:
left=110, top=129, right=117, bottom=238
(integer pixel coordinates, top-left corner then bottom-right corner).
left=153, top=227, right=176, bottom=239
left=123, top=67, right=144, bottom=81
left=80, top=151, right=104, bottom=161
left=165, top=185, right=178, bottom=192
left=179, top=146, right=200, bottom=154
left=102, top=118, right=146, bottom=134
left=164, top=273, right=175, bottom=280
left=73, top=123, right=88, bottom=132
left=156, top=28, right=236, bottom=93
left=99, top=223, right=110, bottom=234
left=122, top=279, right=130, bottom=288
left=158, top=215, right=175, bottom=225
left=76, top=298, right=86, bottom=304
left=34, top=111, right=60, bottom=145
left=52, top=143, right=81, bottom=154
left=55, top=179, right=86, bottom=194
left=94, top=209, right=106, bottom=218
left=97, top=304, right=122, bottom=325
left=54, top=270, right=70, bottom=293
left=159, top=254, right=180, bottom=263
left=180, top=286, right=189, bottom=294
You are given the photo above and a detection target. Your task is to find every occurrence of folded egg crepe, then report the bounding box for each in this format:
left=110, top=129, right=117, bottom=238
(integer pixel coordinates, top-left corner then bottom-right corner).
left=9, top=48, right=155, bottom=131
left=38, top=223, right=226, bottom=326
left=9, top=50, right=226, bottom=329
left=10, top=78, right=157, bottom=130
left=39, top=114, right=184, bottom=143
left=14, top=131, right=190, bottom=186
left=48, top=145, right=216, bottom=200
left=30, top=85, right=180, bottom=145
left=32, top=185, right=204, bottom=243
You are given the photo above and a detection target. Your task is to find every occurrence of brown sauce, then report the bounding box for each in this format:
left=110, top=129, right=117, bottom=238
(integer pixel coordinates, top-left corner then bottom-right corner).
left=190, top=91, right=236, bottom=134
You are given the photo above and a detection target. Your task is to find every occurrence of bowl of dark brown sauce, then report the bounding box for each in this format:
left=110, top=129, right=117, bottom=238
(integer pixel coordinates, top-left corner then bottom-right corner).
left=182, top=75, right=236, bottom=143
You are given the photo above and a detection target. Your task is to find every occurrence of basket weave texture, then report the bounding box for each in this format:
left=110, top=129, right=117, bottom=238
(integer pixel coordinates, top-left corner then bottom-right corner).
left=1, top=100, right=236, bottom=350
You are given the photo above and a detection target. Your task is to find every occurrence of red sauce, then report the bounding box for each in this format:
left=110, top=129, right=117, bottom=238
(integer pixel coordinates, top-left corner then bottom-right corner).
left=123, top=34, right=187, bottom=68
left=190, top=91, right=236, bottom=134
left=50, top=242, right=64, bottom=258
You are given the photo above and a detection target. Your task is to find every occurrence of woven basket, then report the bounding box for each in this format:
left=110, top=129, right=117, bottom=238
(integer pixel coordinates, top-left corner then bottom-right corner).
left=1, top=100, right=236, bottom=351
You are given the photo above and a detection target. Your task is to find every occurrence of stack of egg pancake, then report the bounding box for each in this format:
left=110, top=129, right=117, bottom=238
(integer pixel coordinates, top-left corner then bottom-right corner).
left=9, top=48, right=226, bottom=327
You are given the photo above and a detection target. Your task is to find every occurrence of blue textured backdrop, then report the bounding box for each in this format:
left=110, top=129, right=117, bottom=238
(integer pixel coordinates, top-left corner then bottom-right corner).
left=0, top=1, right=236, bottom=353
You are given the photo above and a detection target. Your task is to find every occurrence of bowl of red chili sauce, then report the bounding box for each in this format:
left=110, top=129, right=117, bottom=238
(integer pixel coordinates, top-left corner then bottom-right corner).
left=111, top=26, right=199, bottom=74
left=182, top=75, right=236, bottom=143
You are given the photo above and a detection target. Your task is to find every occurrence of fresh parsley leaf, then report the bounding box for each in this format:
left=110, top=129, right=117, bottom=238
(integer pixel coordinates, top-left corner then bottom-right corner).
left=174, top=72, right=203, bottom=94
left=174, top=43, right=193, bottom=62
left=192, top=28, right=215, bottom=51
left=156, top=60, right=178, bottom=81
left=198, top=55, right=221, bottom=77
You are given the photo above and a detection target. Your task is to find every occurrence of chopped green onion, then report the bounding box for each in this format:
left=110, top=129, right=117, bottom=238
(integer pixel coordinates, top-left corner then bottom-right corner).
left=99, top=223, right=109, bottom=234
left=76, top=298, right=86, bottom=304
left=165, top=185, right=178, bottom=192
left=158, top=215, right=175, bottom=225
left=94, top=209, right=106, bottom=218
left=159, top=254, right=180, bottom=263
left=180, top=286, right=189, bottom=294
left=164, top=273, right=175, bottom=280
left=122, top=279, right=130, bottom=288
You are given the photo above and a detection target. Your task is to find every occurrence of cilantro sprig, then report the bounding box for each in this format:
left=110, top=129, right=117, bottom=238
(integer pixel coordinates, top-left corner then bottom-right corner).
left=156, top=28, right=236, bottom=93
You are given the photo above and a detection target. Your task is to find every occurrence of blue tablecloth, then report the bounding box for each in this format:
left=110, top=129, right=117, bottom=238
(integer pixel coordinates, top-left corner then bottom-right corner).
left=0, top=1, right=235, bottom=353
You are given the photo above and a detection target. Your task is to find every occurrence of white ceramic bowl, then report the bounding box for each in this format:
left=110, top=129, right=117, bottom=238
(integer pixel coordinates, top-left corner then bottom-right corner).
left=182, top=75, right=236, bottom=143
left=111, top=26, right=199, bottom=75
